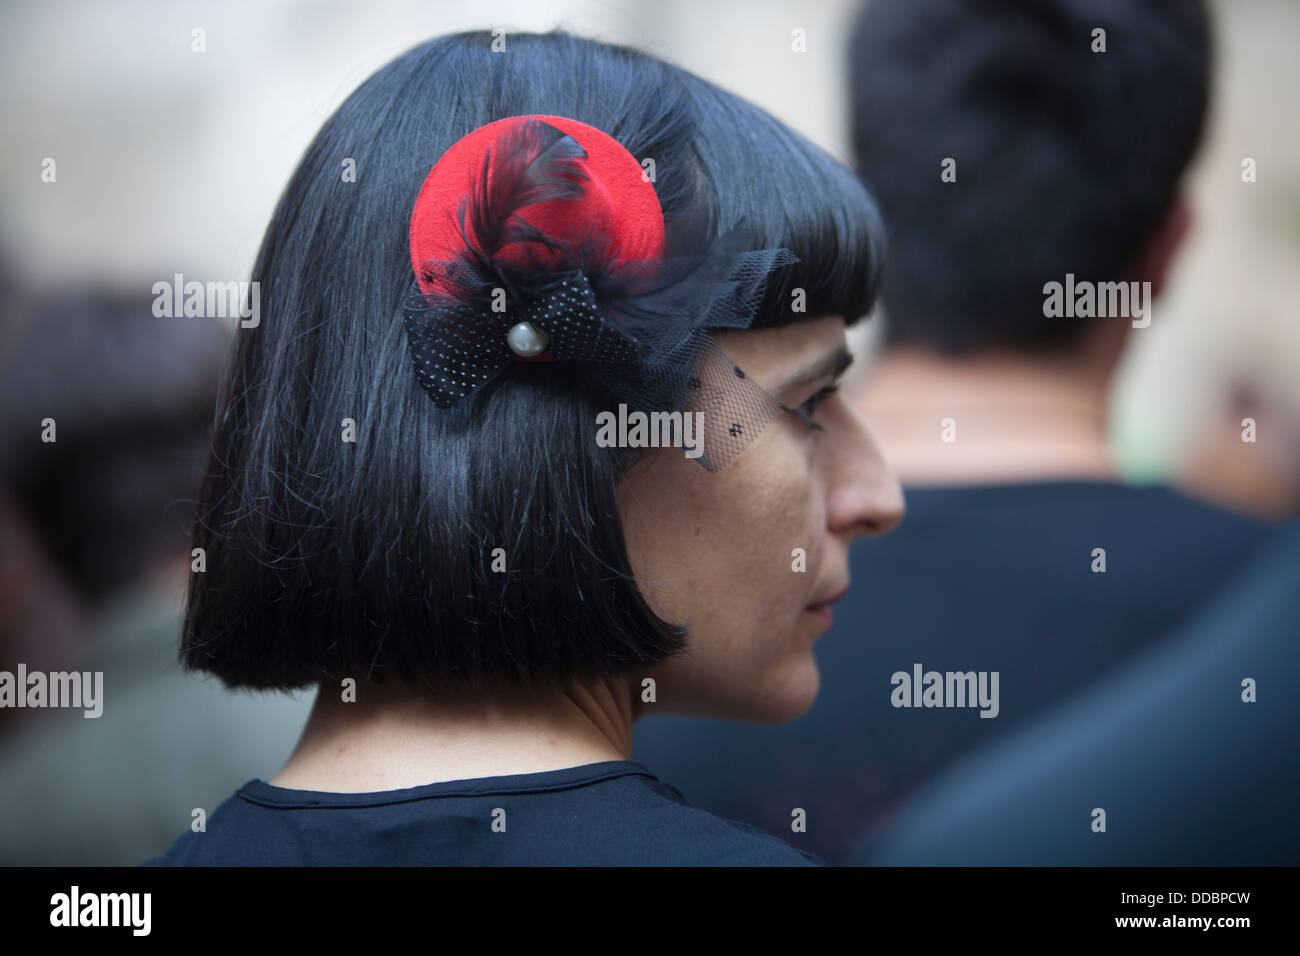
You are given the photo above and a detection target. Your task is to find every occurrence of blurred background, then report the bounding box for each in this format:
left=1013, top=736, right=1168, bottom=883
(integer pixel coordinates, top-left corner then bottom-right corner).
left=0, top=0, right=1297, bottom=864
left=4, top=0, right=1299, bottom=499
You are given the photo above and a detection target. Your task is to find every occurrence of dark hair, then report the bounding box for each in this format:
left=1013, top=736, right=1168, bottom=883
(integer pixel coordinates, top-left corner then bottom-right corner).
left=181, top=30, right=885, bottom=691
left=0, top=287, right=228, bottom=601
left=847, top=0, right=1211, bottom=354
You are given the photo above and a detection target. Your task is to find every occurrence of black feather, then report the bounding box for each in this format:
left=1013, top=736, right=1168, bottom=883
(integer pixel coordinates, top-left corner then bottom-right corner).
left=457, top=118, right=589, bottom=268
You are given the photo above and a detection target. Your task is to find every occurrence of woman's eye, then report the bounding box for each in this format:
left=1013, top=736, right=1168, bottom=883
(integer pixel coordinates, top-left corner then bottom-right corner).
left=786, top=385, right=838, bottom=432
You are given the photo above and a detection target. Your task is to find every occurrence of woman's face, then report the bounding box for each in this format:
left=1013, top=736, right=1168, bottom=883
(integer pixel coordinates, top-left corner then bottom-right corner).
left=619, top=315, right=903, bottom=723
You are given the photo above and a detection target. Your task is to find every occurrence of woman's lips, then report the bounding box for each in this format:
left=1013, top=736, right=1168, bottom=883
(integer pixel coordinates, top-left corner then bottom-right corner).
left=805, top=583, right=850, bottom=628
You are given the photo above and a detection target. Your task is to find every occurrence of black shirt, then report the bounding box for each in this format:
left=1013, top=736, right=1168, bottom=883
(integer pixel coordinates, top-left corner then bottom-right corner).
left=855, top=520, right=1300, bottom=865
left=142, top=760, right=821, bottom=866
left=633, top=481, right=1279, bottom=864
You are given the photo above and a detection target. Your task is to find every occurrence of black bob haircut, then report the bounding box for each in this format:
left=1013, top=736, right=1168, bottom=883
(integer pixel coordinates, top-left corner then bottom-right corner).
left=182, top=30, right=885, bottom=691
left=847, top=0, right=1211, bottom=355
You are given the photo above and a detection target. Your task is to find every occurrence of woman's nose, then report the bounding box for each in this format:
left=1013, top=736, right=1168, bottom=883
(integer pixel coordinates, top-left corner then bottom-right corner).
left=830, top=466, right=904, bottom=538
left=829, top=406, right=904, bottom=539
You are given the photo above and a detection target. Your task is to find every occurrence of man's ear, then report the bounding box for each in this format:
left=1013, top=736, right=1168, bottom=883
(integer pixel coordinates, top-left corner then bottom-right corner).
left=1129, top=195, right=1194, bottom=297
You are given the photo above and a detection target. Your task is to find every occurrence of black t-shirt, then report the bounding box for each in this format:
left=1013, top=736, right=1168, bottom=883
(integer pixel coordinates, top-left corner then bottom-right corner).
left=633, top=481, right=1279, bottom=864
left=855, top=521, right=1300, bottom=865
left=142, top=760, right=821, bottom=866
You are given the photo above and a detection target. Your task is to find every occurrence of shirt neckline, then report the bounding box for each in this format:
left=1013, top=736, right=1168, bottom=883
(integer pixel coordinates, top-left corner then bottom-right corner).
left=237, top=759, right=659, bottom=810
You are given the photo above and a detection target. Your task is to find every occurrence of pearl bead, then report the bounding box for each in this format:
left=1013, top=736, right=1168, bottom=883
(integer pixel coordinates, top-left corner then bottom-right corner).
left=506, top=321, right=549, bottom=357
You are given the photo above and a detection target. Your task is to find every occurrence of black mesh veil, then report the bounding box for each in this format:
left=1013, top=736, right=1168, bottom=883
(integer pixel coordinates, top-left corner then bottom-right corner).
left=403, top=239, right=798, bottom=472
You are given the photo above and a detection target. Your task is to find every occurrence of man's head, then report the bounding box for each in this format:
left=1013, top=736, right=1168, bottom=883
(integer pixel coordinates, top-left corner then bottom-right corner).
left=848, top=0, right=1211, bottom=357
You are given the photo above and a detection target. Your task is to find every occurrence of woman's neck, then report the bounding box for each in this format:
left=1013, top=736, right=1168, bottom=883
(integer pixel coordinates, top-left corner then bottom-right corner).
left=270, top=674, right=637, bottom=793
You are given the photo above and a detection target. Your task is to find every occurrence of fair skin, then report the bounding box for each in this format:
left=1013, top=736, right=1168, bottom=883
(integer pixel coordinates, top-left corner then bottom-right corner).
left=271, top=314, right=903, bottom=792
left=850, top=199, right=1192, bottom=484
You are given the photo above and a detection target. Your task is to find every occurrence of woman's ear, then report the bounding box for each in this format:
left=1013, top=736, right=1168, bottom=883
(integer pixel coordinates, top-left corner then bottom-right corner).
left=1130, top=195, right=1194, bottom=297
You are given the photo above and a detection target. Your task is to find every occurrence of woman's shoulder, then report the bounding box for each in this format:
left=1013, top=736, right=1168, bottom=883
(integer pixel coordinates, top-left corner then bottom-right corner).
left=623, top=769, right=822, bottom=866
left=141, top=762, right=822, bottom=866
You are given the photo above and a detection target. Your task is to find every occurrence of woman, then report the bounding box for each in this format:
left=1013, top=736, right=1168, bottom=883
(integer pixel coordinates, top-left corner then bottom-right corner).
left=148, top=29, right=902, bottom=866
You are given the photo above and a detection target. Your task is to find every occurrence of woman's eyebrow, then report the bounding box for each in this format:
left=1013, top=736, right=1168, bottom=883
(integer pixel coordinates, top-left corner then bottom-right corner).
left=776, top=345, right=854, bottom=394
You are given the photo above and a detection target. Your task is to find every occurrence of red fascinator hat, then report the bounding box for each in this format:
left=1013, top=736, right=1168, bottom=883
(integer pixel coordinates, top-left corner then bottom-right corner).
left=410, top=115, right=665, bottom=293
